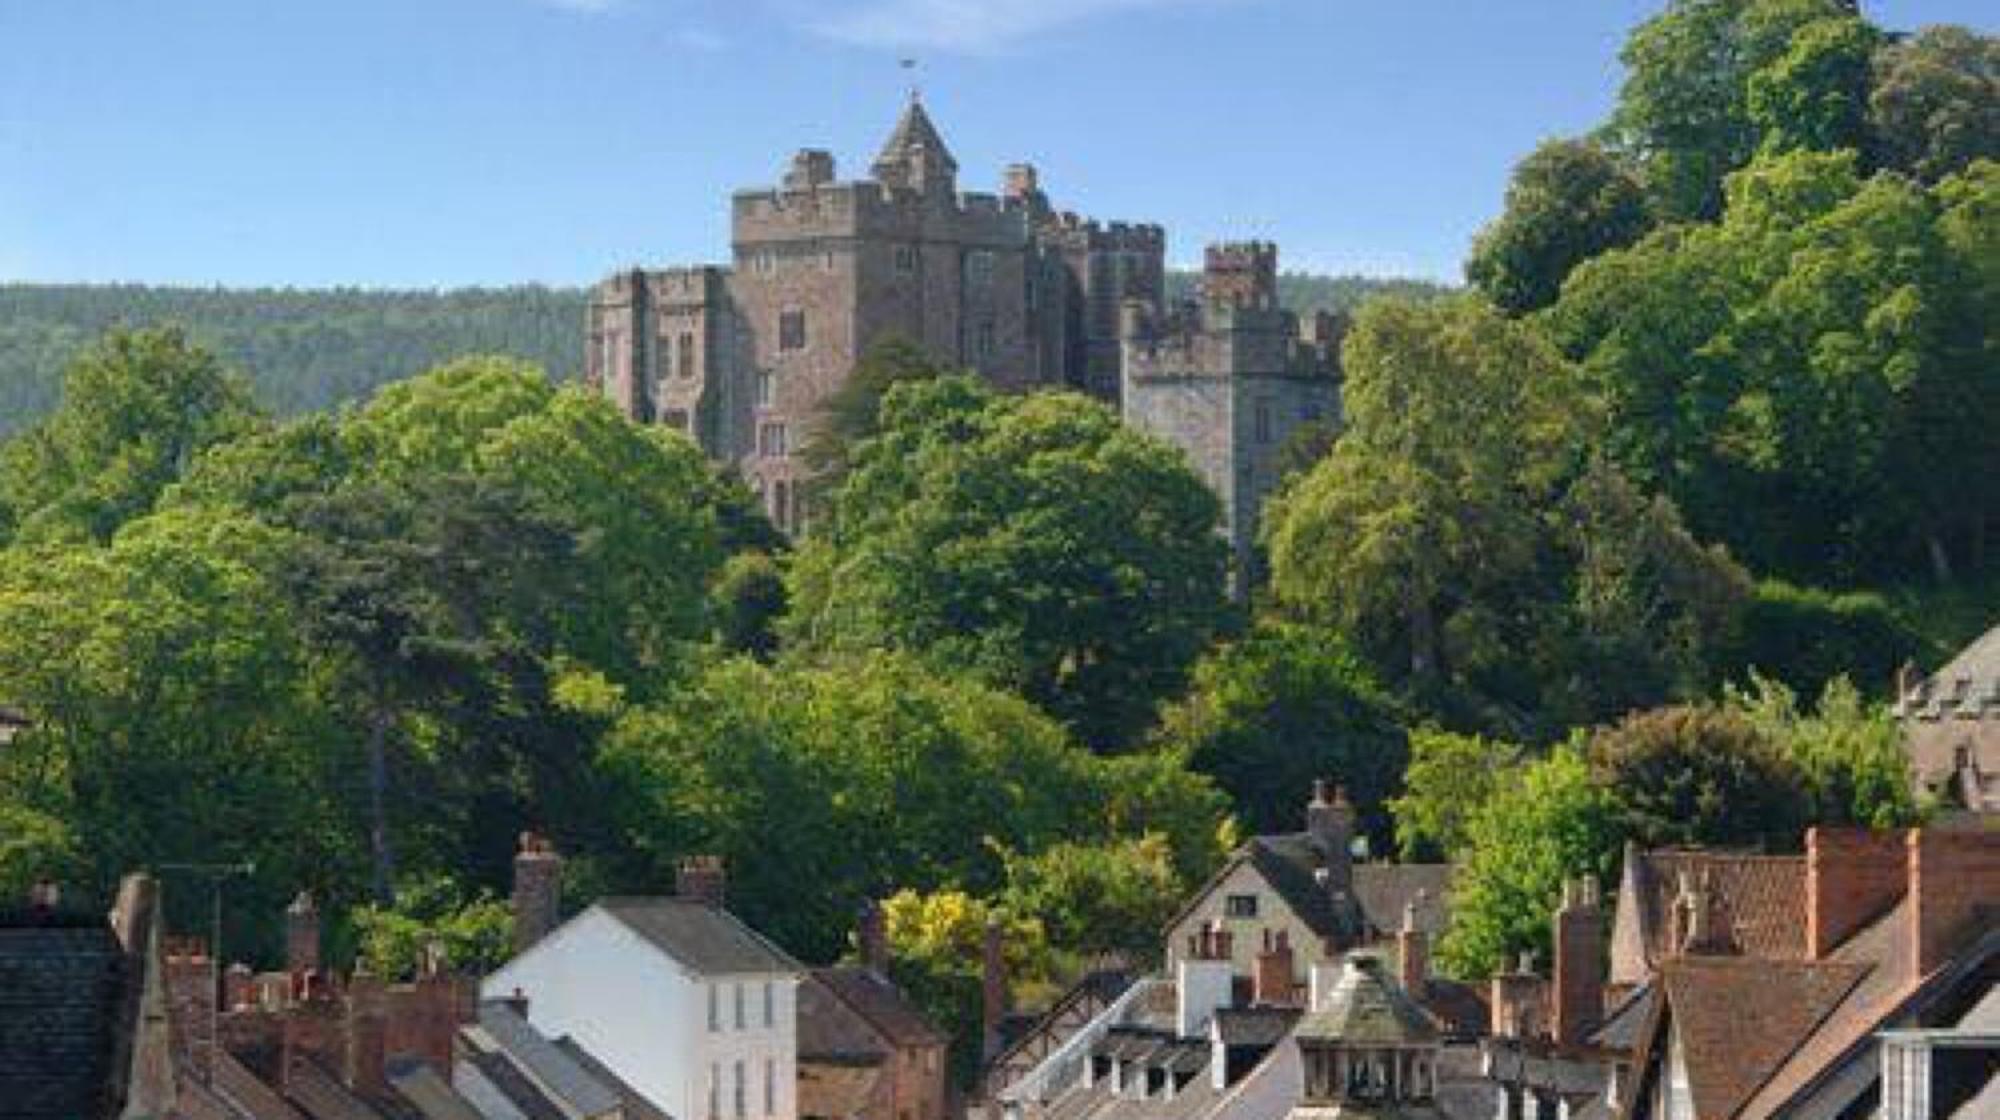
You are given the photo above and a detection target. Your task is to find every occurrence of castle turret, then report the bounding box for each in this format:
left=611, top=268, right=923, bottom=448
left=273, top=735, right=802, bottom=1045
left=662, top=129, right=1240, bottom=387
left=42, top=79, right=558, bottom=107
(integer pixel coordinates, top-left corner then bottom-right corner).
left=872, top=96, right=958, bottom=195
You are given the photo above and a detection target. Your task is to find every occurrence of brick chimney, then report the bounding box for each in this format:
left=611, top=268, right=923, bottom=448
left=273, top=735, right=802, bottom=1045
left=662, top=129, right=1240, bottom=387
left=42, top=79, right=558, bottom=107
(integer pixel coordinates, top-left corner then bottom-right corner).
left=1397, top=895, right=1429, bottom=1002
left=345, top=1010, right=389, bottom=1102
left=1807, top=827, right=1907, bottom=959
left=511, top=832, right=564, bottom=953
left=1253, top=929, right=1295, bottom=1005
left=981, top=917, right=1010, bottom=1062
left=676, top=854, right=727, bottom=908
left=1909, top=828, right=2000, bottom=977
left=285, top=891, right=321, bottom=977
left=1489, top=952, right=1547, bottom=1039
left=858, top=900, right=889, bottom=975
left=1178, top=920, right=1235, bottom=1038
left=224, top=963, right=256, bottom=1011
left=1552, top=876, right=1604, bottom=1050
left=1305, top=780, right=1353, bottom=890
left=164, top=939, right=218, bottom=1083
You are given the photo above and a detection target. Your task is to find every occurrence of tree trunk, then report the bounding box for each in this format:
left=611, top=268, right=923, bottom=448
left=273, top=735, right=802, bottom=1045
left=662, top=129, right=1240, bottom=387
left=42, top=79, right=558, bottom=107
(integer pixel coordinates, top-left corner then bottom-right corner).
left=367, top=700, right=396, bottom=905
left=1926, top=534, right=1954, bottom=586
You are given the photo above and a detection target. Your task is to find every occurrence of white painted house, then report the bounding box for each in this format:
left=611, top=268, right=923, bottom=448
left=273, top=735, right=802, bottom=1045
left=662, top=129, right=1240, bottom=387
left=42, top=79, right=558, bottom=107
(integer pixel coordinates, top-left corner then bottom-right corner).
left=487, top=854, right=804, bottom=1120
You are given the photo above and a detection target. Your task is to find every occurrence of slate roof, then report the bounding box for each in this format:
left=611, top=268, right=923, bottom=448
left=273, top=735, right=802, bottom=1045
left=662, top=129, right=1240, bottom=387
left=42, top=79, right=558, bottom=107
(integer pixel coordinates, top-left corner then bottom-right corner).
left=1212, top=1006, right=1300, bottom=1047
left=0, top=923, right=125, bottom=1120
left=466, top=1049, right=568, bottom=1120
left=1294, top=956, right=1438, bottom=1047
left=1896, top=623, right=2000, bottom=813
left=476, top=1001, right=622, bottom=1118
left=554, top=1038, right=674, bottom=1120
left=805, top=966, right=946, bottom=1053
left=1587, top=983, right=1654, bottom=1052
left=1655, top=957, right=1868, bottom=1120
left=387, top=1057, right=484, bottom=1120
left=597, top=897, right=801, bottom=977
left=1413, top=977, right=1488, bottom=1040
left=1175, top=832, right=1453, bottom=948
left=285, top=1059, right=391, bottom=1120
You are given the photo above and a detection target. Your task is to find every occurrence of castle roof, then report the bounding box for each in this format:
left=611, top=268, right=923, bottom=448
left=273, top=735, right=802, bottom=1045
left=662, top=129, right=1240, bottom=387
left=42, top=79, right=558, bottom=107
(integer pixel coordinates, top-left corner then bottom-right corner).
left=873, top=97, right=957, bottom=183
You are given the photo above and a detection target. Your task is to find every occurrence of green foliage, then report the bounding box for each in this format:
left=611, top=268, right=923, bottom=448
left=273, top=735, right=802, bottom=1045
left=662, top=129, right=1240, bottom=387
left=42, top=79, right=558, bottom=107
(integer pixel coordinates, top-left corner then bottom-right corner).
left=1389, top=730, right=1523, bottom=861
left=712, top=552, right=787, bottom=660
left=997, top=834, right=1184, bottom=962
left=1155, top=621, right=1407, bottom=848
left=878, top=888, right=1051, bottom=1087
left=1867, top=26, right=2000, bottom=183
left=595, top=653, right=1228, bottom=961
left=1547, top=150, right=1996, bottom=583
left=1435, top=746, right=1620, bottom=979
left=1585, top=705, right=1810, bottom=850
left=351, top=878, right=514, bottom=980
left=786, top=376, right=1230, bottom=750
left=1267, top=298, right=1746, bottom=737
left=0, top=328, right=258, bottom=544
left=1164, top=272, right=1453, bottom=315
left=0, top=803, right=81, bottom=904
left=1609, top=0, right=1864, bottom=219
left=0, top=284, right=587, bottom=436
left=1727, top=675, right=1921, bottom=827
left=1717, top=579, right=1920, bottom=697
left=798, top=333, right=951, bottom=497
left=1747, top=16, right=1881, bottom=155
left=1466, top=139, right=1653, bottom=314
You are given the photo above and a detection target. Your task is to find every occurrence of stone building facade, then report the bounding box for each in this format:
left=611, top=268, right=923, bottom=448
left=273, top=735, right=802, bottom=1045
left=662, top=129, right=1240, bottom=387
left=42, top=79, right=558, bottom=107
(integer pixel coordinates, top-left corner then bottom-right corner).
left=1120, top=243, right=1342, bottom=595
left=585, top=98, right=1164, bottom=531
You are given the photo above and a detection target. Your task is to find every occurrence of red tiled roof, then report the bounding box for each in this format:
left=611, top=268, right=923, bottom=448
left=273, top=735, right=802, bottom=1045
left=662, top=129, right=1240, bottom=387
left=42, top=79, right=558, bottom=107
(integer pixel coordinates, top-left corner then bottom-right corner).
left=1620, top=851, right=1808, bottom=973
left=1659, top=958, right=1867, bottom=1120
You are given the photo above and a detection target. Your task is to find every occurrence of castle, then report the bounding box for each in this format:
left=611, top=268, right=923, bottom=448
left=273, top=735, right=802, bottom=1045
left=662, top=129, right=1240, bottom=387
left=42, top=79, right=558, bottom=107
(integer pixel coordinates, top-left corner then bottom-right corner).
left=585, top=101, right=1341, bottom=580
left=584, top=97, right=1164, bottom=533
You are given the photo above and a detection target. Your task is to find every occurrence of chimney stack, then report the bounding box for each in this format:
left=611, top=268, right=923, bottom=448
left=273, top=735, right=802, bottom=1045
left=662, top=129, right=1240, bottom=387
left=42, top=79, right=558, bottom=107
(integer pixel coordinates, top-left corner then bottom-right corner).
left=1253, top=929, right=1295, bottom=1006
left=1807, top=827, right=1907, bottom=959
left=164, top=940, right=218, bottom=1083
left=1397, top=894, right=1429, bottom=1002
left=1909, top=828, right=1999, bottom=977
left=345, top=1010, right=389, bottom=1103
left=511, top=833, right=564, bottom=953
left=1305, top=780, right=1354, bottom=890
left=676, top=854, right=727, bottom=908
left=1552, top=877, right=1604, bottom=1050
left=858, top=900, right=889, bottom=975
left=285, top=891, right=321, bottom=977
left=981, top=917, right=1010, bottom=1062
left=1489, top=952, right=1547, bottom=1039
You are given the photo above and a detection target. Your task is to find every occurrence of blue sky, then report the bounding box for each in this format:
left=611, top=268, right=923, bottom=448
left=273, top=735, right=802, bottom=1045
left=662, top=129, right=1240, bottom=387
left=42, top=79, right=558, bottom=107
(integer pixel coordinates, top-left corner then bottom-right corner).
left=1, top=1, right=1989, bottom=287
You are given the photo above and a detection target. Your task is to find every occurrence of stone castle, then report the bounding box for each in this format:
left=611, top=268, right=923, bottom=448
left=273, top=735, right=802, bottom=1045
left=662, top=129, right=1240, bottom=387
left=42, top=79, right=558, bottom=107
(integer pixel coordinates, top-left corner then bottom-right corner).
left=586, top=99, right=1340, bottom=575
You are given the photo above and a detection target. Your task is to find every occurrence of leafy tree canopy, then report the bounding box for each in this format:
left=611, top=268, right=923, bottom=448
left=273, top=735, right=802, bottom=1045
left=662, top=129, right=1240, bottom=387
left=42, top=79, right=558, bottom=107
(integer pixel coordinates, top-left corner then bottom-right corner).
left=785, top=375, right=1230, bottom=749
left=1867, top=25, right=2000, bottom=183
left=1467, top=139, right=1653, bottom=314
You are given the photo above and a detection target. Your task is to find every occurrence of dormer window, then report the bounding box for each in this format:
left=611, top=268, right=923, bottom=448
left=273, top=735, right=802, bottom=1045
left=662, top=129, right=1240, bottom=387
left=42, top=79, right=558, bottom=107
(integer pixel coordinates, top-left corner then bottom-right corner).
left=1225, top=894, right=1258, bottom=919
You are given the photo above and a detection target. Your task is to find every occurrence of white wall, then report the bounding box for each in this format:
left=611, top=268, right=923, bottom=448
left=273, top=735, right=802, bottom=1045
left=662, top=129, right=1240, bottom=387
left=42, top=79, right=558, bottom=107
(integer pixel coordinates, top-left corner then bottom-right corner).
left=485, top=907, right=800, bottom=1120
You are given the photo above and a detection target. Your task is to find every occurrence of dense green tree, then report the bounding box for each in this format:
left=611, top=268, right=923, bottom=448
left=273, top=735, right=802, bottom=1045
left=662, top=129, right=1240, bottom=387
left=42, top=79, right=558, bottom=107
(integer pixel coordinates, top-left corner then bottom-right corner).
left=1155, top=621, right=1407, bottom=848
left=0, top=509, right=360, bottom=951
left=1585, top=705, right=1810, bottom=850
left=711, top=551, right=787, bottom=660
left=1747, top=16, right=1882, bottom=154
left=998, top=834, right=1184, bottom=963
left=351, top=877, right=513, bottom=980
left=1389, top=729, right=1522, bottom=861
left=786, top=376, right=1229, bottom=749
left=1727, top=675, right=1922, bottom=827
left=877, top=889, right=1051, bottom=1087
left=798, top=333, right=950, bottom=497
left=1609, top=0, right=1865, bottom=219
left=0, top=328, right=258, bottom=544
left=1867, top=26, right=2000, bottom=183
left=1267, top=298, right=1744, bottom=736
left=1435, top=746, right=1620, bottom=979
left=1466, top=139, right=1653, bottom=314
left=1716, top=579, right=1920, bottom=697
left=595, top=653, right=1228, bottom=960
left=1547, top=150, right=1995, bottom=582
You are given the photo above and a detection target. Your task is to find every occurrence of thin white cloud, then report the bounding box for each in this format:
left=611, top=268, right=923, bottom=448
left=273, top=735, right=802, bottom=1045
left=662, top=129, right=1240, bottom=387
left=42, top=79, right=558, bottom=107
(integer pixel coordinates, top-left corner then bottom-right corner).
left=676, top=27, right=729, bottom=51
left=808, top=0, right=1219, bottom=53
left=540, top=0, right=620, bottom=13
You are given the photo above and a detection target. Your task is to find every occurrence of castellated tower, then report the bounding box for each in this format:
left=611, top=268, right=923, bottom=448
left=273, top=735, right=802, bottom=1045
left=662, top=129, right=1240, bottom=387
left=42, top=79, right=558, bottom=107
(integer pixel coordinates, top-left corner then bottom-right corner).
left=1120, top=242, right=1343, bottom=598
left=584, top=98, right=1164, bottom=533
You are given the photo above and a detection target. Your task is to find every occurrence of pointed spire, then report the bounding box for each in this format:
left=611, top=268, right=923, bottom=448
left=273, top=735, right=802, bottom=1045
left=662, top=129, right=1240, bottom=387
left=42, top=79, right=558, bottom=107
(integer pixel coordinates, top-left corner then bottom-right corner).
left=873, top=97, right=957, bottom=192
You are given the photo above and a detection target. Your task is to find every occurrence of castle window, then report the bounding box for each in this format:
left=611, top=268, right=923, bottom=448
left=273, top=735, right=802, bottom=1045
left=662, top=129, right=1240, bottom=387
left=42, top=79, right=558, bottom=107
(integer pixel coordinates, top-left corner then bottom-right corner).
left=975, top=321, right=996, bottom=361
left=779, top=310, right=807, bottom=352
left=1225, top=894, right=1258, bottom=918
left=1255, top=400, right=1273, bottom=444
left=678, top=332, right=696, bottom=378
left=894, top=245, right=916, bottom=272
left=759, top=422, right=789, bottom=459
left=734, top=1059, right=746, bottom=1118
left=823, top=249, right=836, bottom=271
left=965, top=249, right=994, bottom=285
left=772, top=479, right=791, bottom=531
left=756, top=371, right=775, bottom=408
left=663, top=409, right=689, bottom=433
